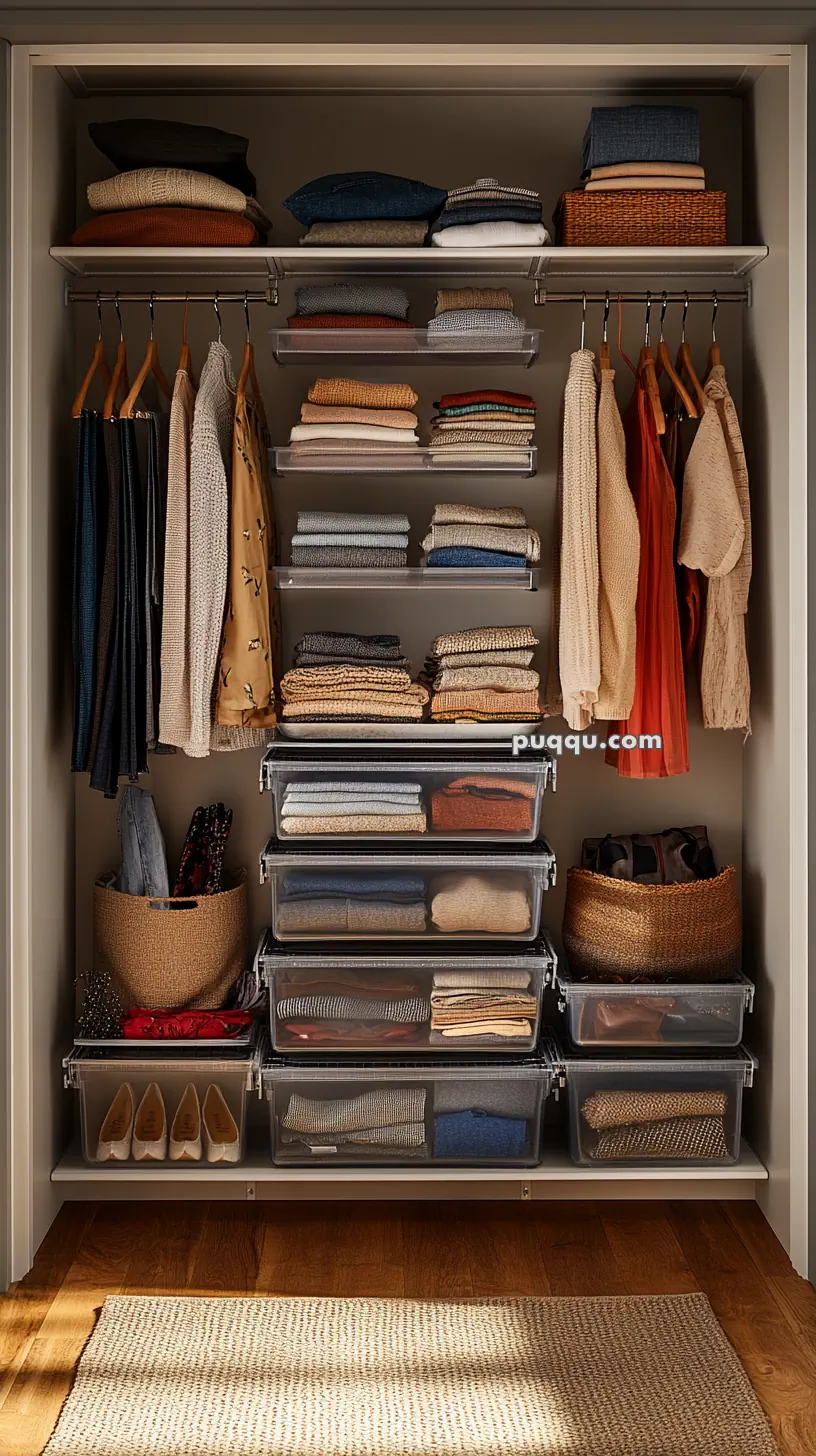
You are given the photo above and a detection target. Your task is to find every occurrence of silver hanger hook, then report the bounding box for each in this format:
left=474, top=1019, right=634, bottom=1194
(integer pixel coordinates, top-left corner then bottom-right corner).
left=244, top=290, right=251, bottom=345
left=114, top=291, right=123, bottom=342
left=711, top=290, right=719, bottom=344
left=644, top=290, right=652, bottom=348
left=682, top=290, right=690, bottom=344
left=148, top=292, right=156, bottom=342
left=96, top=290, right=103, bottom=340
left=603, top=291, right=610, bottom=345
left=213, top=292, right=222, bottom=342
left=580, top=291, right=586, bottom=350
left=660, top=291, right=668, bottom=344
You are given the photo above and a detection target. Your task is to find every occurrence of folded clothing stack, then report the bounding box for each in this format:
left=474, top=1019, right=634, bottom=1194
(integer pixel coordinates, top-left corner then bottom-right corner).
left=278, top=870, right=428, bottom=937
left=582, top=104, right=701, bottom=187
left=432, top=1078, right=539, bottom=1160
left=430, top=967, right=536, bottom=1044
left=285, top=171, right=447, bottom=247
left=427, top=287, right=526, bottom=347
left=281, top=631, right=428, bottom=722
left=290, top=378, right=421, bottom=459
left=277, top=970, right=430, bottom=1046
left=581, top=1087, right=730, bottom=1161
left=290, top=512, right=411, bottom=570
left=430, top=776, right=538, bottom=835
left=281, top=1087, right=427, bottom=1153
left=430, top=871, right=532, bottom=935
left=287, top=283, right=412, bottom=332
left=279, top=778, right=427, bottom=835
left=428, top=390, right=536, bottom=465
left=71, top=119, right=267, bottom=247
left=431, top=178, right=550, bottom=248
left=425, top=624, right=542, bottom=723
left=422, top=503, right=539, bottom=570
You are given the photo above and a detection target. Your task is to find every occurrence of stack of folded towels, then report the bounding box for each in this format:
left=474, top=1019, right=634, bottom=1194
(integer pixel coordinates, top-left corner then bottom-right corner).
left=422, top=503, right=539, bottom=571
left=280, top=631, right=429, bottom=723
left=287, top=284, right=412, bottom=332
left=71, top=119, right=269, bottom=247
left=277, top=869, right=428, bottom=938
left=284, top=170, right=447, bottom=248
left=581, top=104, right=704, bottom=193
left=430, top=178, right=549, bottom=248
left=430, top=967, right=538, bottom=1044
left=424, top=624, right=542, bottom=723
left=428, top=389, right=536, bottom=465
left=289, top=378, right=420, bottom=459
left=290, top=512, right=410, bottom=570
left=430, top=775, right=538, bottom=835
left=279, top=778, right=427, bottom=836
left=280, top=1087, right=428, bottom=1154
left=427, top=288, right=526, bottom=349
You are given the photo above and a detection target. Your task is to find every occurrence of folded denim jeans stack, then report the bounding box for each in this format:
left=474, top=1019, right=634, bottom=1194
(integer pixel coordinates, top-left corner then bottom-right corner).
left=280, top=1087, right=427, bottom=1153
left=427, top=287, right=526, bottom=350
left=430, top=967, right=537, bottom=1045
left=279, top=778, right=427, bottom=835
left=280, top=631, right=428, bottom=722
left=71, top=119, right=268, bottom=247
left=290, top=512, right=411, bottom=570
left=284, top=170, right=447, bottom=247
left=277, top=869, right=428, bottom=936
left=428, top=389, right=536, bottom=465
left=430, top=178, right=550, bottom=249
left=289, top=378, right=421, bottom=460
left=421, top=503, right=539, bottom=571
left=287, top=283, right=413, bottom=332
left=425, top=624, right=542, bottom=722
left=433, top=1078, right=539, bottom=1159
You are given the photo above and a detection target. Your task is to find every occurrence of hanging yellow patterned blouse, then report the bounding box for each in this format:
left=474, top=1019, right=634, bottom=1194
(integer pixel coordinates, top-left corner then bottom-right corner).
left=215, top=386, right=281, bottom=734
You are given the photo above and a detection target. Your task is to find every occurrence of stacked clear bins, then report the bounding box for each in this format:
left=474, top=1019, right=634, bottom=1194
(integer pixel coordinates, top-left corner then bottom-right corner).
left=64, top=1036, right=264, bottom=1168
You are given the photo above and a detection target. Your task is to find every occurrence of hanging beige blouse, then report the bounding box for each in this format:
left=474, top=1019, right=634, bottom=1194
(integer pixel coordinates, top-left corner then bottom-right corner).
left=595, top=368, right=640, bottom=720
left=158, top=367, right=196, bottom=751
left=678, top=363, right=751, bottom=733
left=557, top=348, right=600, bottom=730
left=214, top=387, right=281, bottom=742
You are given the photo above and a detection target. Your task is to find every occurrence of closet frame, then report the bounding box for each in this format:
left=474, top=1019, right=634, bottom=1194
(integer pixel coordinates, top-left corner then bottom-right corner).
left=2, top=40, right=809, bottom=1282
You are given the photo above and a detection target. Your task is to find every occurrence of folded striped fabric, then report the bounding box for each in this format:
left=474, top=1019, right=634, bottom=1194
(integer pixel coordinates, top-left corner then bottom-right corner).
left=300, top=404, right=418, bottom=429
left=434, top=288, right=514, bottom=314
left=427, top=309, right=526, bottom=335
left=308, top=377, right=418, bottom=410
left=297, top=512, right=410, bottom=534
left=295, top=284, right=410, bottom=319
left=278, top=993, right=430, bottom=1022
left=433, top=205, right=542, bottom=233
left=446, top=178, right=541, bottom=205
left=290, top=424, right=418, bottom=444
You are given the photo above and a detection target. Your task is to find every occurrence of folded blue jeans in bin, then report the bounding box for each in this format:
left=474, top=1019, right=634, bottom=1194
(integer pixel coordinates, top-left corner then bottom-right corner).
left=116, top=784, right=170, bottom=897
left=434, top=1110, right=529, bottom=1160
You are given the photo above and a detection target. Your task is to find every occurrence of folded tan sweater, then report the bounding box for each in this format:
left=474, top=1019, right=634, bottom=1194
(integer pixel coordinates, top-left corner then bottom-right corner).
left=430, top=689, right=541, bottom=721
left=433, top=665, right=540, bottom=693
left=434, top=287, right=514, bottom=314
left=308, top=378, right=418, bottom=410
left=422, top=524, right=540, bottom=562
left=300, top=403, right=419, bottom=429
left=430, top=503, right=527, bottom=527
left=431, top=625, right=539, bottom=657
left=282, top=813, right=427, bottom=835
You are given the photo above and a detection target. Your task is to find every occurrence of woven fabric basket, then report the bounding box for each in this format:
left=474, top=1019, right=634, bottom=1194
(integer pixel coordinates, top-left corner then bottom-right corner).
left=93, top=870, right=248, bottom=1010
left=556, top=189, right=727, bottom=247
left=562, top=865, right=741, bottom=982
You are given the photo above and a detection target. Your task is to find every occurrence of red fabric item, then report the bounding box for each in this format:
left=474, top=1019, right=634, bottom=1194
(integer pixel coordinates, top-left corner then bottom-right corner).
left=123, top=1008, right=252, bottom=1040
left=287, top=314, right=413, bottom=329
left=69, top=208, right=258, bottom=247
left=436, top=390, right=536, bottom=409
left=606, top=367, right=689, bottom=779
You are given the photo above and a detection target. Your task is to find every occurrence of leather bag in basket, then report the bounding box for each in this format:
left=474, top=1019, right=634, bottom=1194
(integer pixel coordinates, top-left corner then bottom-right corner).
left=562, top=865, right=741, bottom=982
left=93, top=870, right=248, bottom=1010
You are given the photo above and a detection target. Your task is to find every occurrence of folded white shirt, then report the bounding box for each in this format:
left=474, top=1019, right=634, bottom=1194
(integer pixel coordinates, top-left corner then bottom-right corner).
left=289, top=423, right=419, bottom=443
left=431, top=221, right=550, bottom=248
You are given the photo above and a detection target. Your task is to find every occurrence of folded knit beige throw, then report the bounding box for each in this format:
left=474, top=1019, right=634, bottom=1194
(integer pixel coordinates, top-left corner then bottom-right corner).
left=582, top=1088, right=728, bottom=1130
left=438, top=649, right=535, bottom=669
left=422, top=524, right=540, bottom=561
left=430, top=503, right=527, bottom=527
left=301, top=403, right=419, bottom=429
left=431, top=873, right=531, bottom=934
left=282, top=699, right=425, bottom=720
left=592, top=1114, right=729, bottom=1161
left=282, top=813, right=427, bottom=835
left=430, top=689, right=541, bottom=721
left=432, top=625, right=539, bottom=657
left=87, top=167, right=263, bottom=221
left=308, top=378, right=419, bottom=411
left=433, top=665, right=540, bottom=693
left=434, top=287, right=514, bottom=314
left=429, top=430, right=534, bottom=447
left=282, top=665, right=414, bottom=693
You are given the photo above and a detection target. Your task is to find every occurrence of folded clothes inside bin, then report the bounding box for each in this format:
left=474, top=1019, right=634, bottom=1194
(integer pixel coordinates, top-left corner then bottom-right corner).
left=281, top=1086, right=427, bottom=1152
left=430, top=776, right=537, bottom=834
left=434, top=1109, right=529, bottom=1160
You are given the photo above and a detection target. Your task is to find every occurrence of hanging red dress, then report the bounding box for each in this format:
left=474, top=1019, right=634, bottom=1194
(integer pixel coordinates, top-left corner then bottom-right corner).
left=606, top=360, right=689, bottom=778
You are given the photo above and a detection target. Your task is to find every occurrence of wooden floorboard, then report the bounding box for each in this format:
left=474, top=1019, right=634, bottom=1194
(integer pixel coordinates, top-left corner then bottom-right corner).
left=0, top=1198, right=813, bottom=1455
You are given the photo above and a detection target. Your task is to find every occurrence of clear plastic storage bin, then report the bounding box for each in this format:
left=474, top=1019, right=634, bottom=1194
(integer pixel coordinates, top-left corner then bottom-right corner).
left=263, top=1056, right=553, bottom=1166
left=260, top=839, right=556, bottom=942
left=64, top=1042, right=263, bottom=1168
left=260, top=746, right=553, bottom=844
left=555, top=970, right=755, bottom=1048
left=258, top=929, right=555, bottom=1055
left=557, top=1045, right=756, bottom=1167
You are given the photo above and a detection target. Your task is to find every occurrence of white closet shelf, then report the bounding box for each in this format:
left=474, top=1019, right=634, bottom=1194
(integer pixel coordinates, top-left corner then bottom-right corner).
left=274, top=566, right=540, bottom=590
left=273, top=446, right=537, bottom=476
left=51, top=1138, right=768, bottom=1187
left=269, top=328, right=540, bottom=366
left=50, top=245, right=769, bottom=281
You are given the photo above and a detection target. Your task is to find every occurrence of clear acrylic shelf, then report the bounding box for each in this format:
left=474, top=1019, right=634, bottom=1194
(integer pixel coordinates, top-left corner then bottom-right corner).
left=273, top=566, right=539, bottom=590
left=268, top=327, right=540, bottom=366
left=272, top=446, right=537, bottom=476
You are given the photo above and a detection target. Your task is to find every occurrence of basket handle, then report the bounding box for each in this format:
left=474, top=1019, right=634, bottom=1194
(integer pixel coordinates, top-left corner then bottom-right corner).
left=146, top=898, right=199, bottom=911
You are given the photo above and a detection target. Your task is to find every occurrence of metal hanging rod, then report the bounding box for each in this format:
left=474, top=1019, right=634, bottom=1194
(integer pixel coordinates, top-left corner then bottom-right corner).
left=534, top=288, right=749, bottom=306
left=66, top=288, right=277, bottom=305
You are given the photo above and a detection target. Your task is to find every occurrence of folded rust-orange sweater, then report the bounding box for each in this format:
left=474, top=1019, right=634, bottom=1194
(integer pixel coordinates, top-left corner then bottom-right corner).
left=69, top=208, right=258, bottom=247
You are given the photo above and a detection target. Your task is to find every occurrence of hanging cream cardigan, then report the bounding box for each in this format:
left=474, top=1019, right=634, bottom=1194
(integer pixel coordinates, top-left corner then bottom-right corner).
left=678, top=364, right=751, bottom=733
left=595, top=368, right=640, bottom=720
left=558, top=349, right=601, bottom=730
left=158, top=368, right=196, bottom=751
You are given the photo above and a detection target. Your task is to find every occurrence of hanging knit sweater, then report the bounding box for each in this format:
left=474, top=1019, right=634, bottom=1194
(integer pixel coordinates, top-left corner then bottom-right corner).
left=595, top=368, right=640, bottom=720
left=187, top=341, right=235, bottom=757
left=158, top=368, right=196, bottom=750
left=558, top=349, right=600, bottom=729
left=678, top=363, right=751, bottom=733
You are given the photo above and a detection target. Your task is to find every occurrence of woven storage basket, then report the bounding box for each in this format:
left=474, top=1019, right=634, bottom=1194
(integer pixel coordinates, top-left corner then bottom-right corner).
left=562, top=865, right=741, bottom=981
left=93, top=870, right=248, bottom=1010
left=556, top=189, right=727, bottom=247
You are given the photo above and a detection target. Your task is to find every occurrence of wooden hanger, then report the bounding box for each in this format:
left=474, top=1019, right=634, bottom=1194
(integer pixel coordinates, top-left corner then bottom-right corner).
left=236, top=293, right=268, bottom=431
left=178, top=296, right=192, bottom=376
left=599, top=291, right=612, bottom=372
left=71, top=294, right=112, bottom=418
left=655, top=293, right=698, bottom=419
left=637, top=294, right=666, bottom=436
left=119, top=294, right=173, bottom=419
left=675, top=291, right=708, bottom=414
left=102, top=294, right=130, bottom=418
left=706, top=291, right=722, bottom=375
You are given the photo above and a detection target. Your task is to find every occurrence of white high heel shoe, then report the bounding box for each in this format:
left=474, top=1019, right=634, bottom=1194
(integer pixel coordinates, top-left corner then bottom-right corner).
left=96, top=1083, right=135, bottom=1162
left=202, top=1084, right=241, bottom=1164
left=170, top=1083, right=202, bottom=1162
left=133, top=1083, right=168, bottom=1162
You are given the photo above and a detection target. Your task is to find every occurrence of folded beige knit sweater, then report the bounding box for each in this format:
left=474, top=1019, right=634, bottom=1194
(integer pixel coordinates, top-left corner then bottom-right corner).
left=422, top=524, right=540, bottom=562
left=430, top=873, right=531, bottom=934
left=437, top=649, right=535, bottom=669
left=434, top=287, right=514, bottom=314
left=282, top=698, right=426, bottom=719
left=300, top=403, right=419, bottom=429
left=282, top=813, right=428, bottom=835
left=432, top=625, right=539, bottom=657
left=308, top=378, right=418, bottom=410
left=433, top=665, right=540, bottom=693
left=430, top=503, right=527, bottom=527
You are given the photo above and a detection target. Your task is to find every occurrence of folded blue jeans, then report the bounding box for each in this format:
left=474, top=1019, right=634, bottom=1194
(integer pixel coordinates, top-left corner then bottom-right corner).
left=427, top=548, right=527, bottom=569
left=283, top=871, right=426, bottom=901
left=117, top=784, right=170, bottom=897
left=285, top=171, right=447, bottom=225
left=434, top=1110, right=529, bottom=1160
left=582, top=105, right=700, bottom=171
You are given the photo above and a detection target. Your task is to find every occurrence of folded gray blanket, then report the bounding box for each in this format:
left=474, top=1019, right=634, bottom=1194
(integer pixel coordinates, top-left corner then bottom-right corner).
left=297, top=511, right=410, bottom=534
left=283, top=1087, right=426, bottom=1133
left=292, top=532, right=410, bottom=549
left=278, top=993, right=430, bottom=1022
left=290, top=547, right=408, bottom=569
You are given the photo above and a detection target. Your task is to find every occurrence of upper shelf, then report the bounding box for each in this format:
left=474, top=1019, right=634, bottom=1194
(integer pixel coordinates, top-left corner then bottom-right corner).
left=51, top=244, right=769, bottom=281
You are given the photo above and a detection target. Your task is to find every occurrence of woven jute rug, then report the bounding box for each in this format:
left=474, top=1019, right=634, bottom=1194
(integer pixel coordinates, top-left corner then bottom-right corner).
left=45, top=1293, right=779, bottom=1456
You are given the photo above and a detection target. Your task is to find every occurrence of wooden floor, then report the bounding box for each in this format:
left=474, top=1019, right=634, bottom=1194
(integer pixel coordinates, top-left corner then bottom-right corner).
left=0, top=1200, right=815, bottom=1454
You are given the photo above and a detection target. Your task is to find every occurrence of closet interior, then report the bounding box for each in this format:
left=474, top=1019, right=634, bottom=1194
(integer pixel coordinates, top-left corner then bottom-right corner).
left=8, top=43, right=807, bottom=1279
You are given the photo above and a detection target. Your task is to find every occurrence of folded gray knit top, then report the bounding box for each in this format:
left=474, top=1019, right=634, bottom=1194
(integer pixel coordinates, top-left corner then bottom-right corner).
left=297, top=511, right=410, bottom=535
left=278, top=994, right=430, bottom=1023
left=427, top=309, right=526, bottom=335
left=294, top=283, right=410, bottom=319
